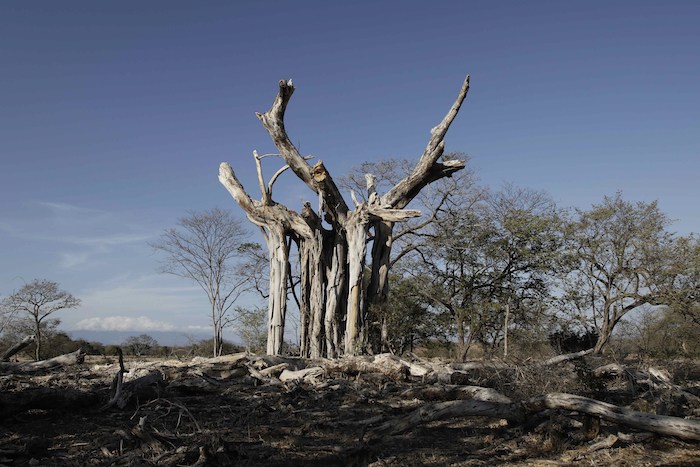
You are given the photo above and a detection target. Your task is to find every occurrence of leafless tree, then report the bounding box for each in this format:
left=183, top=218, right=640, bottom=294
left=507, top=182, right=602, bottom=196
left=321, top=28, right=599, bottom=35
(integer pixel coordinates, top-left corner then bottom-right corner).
left=1, top=279, right=80, bottom=360
left=219, top=75, right=470, bottom=356
left=152, top=208, right=256, bottom=357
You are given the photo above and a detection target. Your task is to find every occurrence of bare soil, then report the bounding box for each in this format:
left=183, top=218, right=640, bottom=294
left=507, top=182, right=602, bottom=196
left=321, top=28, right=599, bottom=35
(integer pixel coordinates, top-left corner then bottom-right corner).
left=2, top=355, right=700, bottom=466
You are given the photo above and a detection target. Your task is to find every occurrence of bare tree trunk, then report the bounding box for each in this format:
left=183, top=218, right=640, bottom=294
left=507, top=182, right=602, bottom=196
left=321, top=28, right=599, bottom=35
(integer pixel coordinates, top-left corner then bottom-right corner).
left=366, top=392, right=700, bottom=441
left=324, top=231, right=346, bottom=358
left=298, top=246, right=311, bottom=358
left=503, top=300, right=510, bottom=359
left=266, top=227, right=289, bottom=355
left=219, top=163, right=312, bottom=356
left=456, top=315, right=470, bottom=362
left=34, top=316, right=42, bottom=361
left=345, top=210, right=370, bottom=356
left=367, top=220, right=393, bottom=353
left=300, top=203, right=326, bottom=359
left=212, top=303, right=221, bottom=358
left=299, top=237, right=325, bottom=358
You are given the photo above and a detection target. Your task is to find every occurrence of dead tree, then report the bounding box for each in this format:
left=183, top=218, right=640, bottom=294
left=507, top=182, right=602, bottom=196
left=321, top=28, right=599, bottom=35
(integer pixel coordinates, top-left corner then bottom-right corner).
left=220, top=75, right=470, bottom=356
left=1, top=335, right=35, bottom=361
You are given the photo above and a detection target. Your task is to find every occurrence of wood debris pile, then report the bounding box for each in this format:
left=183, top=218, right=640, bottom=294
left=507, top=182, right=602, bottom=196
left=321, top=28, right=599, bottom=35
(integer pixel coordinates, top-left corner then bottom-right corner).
left=1, top=350, right=700, bottom=465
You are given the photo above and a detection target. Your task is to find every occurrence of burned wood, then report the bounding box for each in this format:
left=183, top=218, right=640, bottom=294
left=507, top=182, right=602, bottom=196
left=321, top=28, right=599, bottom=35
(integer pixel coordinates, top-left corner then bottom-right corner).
left=0, top=386, right=100, bottom=416
left=101, top=351, right=165, bottom=410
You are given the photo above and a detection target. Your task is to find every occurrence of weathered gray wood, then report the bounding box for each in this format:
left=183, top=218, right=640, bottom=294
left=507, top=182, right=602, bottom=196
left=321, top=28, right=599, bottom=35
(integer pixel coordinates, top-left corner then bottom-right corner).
left=367, top=391, right=700, bottom=441
left=221, top=76, right=471, bottom=357
left=366, top=399, right=523, bottom=438
left=528, top=393, right=700, bottom=441
left=1, top=335, right=35, bottom=361
left=279, top=366, right=324, bottom=384
left=540, top=348, right=595, bottom=366
left=0, top=349, right=84, bottom=374
left=219, top=162, right=312, bottom=355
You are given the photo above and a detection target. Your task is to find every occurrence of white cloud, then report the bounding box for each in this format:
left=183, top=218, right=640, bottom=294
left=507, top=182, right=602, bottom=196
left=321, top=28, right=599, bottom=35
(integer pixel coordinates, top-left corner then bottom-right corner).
left=74, top=316, right=176, bottom=331
left=184, top=325, right=211, bottom=332
left=59, top=251, right=90, bottom=269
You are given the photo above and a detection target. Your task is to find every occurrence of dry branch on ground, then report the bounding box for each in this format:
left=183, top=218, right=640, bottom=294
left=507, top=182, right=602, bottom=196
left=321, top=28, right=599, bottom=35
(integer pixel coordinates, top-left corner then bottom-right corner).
left=1, top=352, right=699, bottom=466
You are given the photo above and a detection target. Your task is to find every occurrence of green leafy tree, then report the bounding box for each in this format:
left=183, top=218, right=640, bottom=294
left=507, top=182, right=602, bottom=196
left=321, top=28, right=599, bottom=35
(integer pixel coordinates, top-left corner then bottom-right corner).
left=416, top=185, right=563, bottom=360
left=561, top=193, right=691, bottom=353
left=235, top=306, right=267, bottom=353
left=123, top=334, right=159, bottom=357
left=372, top=274, right=448, bottom=355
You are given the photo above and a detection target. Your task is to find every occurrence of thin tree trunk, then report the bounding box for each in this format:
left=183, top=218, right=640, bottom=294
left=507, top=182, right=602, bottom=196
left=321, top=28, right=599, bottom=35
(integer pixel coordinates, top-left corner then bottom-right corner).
left=298, top=239, right=311, bottom=358
left=34, top=317, right=42, bottom=361
left=503, top=300, right=510, bottom=359
left=456, top=316, right=469, bottom=362
left=594, top=322, right=611, bottom=354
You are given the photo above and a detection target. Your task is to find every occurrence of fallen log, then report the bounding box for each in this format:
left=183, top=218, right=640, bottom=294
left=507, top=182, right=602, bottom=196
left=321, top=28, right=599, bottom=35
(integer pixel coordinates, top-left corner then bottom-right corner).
left=366, top=399, right=524, bottom=438
left=528, top=393, right=700, bottom=441
left=366, top=392, right=700, bottom=441
left=399, top=385, right=513, bottom=404
left=539, top=348, right=595, bottom=366
left=0, top=349, right=85, bottom=374
left=1, top=335, right=35, bottom=361
left=279, top=366, right=324, bottom=384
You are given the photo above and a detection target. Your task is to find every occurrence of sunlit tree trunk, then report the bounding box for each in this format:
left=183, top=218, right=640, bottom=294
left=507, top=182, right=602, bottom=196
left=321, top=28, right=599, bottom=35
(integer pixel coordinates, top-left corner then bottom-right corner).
left=324, top=231, right=346, bottom=358
left=344, top=211, right=370, bottom=355
left=265, top=226, right=290, bottom=355
left=299, top=203, right=326, bottom=358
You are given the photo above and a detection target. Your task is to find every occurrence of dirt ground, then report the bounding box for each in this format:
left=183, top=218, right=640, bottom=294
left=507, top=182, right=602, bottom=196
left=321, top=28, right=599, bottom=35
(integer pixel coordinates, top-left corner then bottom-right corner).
left=2, top=355, right=700, bottom=466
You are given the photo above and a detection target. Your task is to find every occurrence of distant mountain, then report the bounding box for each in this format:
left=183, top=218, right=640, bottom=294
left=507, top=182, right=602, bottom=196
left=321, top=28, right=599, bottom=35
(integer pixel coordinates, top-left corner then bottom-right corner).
left=67, top=330, right=211, bottom=347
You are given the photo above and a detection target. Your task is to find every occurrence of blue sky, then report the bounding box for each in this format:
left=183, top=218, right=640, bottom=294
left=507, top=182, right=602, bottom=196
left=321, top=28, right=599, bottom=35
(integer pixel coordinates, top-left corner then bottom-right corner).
left=1, top=1, right=698, bottom=341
